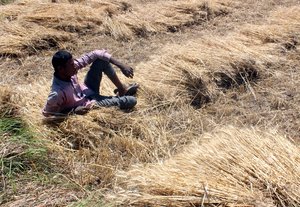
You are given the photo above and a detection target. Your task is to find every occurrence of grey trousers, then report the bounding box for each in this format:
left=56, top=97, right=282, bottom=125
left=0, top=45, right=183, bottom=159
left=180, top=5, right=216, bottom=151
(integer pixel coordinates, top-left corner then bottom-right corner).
left=84, top=59, right=137, bottom=109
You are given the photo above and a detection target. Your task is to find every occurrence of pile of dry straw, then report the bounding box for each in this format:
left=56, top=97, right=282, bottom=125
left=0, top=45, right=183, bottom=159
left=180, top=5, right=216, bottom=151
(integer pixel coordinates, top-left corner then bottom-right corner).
left=0, top=1, right=299, bottom=206
left=0, top=0, right=229, bottom=56
left=110, top=127, right=300, bottom=206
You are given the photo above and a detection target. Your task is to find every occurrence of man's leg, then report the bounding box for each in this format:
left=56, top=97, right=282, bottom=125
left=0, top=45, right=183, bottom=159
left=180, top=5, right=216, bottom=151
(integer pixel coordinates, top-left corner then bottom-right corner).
left=84, top=59, right=126, bottom=94
left=90, top=94, right=137, bottom=109
left=84, top=59, right=137, bottom=109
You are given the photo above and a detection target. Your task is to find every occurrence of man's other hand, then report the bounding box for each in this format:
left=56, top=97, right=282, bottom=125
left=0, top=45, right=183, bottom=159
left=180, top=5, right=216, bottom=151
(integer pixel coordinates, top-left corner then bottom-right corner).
left=73, top=106, right=89, bottom=115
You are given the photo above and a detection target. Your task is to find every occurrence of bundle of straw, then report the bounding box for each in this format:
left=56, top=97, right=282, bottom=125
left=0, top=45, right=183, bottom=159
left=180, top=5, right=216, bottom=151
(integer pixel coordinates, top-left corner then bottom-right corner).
left=111, top=127, right=300, bottom=206
left=136, top=5, right=300, bottom=108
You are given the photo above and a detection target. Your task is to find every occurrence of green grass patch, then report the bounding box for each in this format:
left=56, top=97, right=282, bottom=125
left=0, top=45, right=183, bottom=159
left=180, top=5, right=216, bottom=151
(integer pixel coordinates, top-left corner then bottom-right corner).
left=0, top=117, right=48, bottom=177
left=0, top=0, right=15, bottom=5
left=0, top=117, right=53, bottom=204
left=0, top=117, right=86, bottom=205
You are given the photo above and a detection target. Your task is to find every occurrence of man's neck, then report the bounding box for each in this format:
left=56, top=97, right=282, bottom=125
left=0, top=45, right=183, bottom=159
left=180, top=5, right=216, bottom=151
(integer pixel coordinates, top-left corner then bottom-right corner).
left=54, top=72, right=71, bottom=82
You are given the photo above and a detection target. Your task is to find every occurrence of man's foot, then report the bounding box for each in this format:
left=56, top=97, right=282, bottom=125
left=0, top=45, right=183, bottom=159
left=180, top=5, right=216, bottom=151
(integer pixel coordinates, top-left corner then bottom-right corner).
left=114, top=83, right=139, bottom=96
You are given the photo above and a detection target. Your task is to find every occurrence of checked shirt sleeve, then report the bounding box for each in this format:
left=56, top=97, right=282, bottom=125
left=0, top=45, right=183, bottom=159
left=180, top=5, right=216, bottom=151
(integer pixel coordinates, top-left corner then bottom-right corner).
left=74, top=49, right=112, bottom=70
left=42, top=90, right=66, bottom=116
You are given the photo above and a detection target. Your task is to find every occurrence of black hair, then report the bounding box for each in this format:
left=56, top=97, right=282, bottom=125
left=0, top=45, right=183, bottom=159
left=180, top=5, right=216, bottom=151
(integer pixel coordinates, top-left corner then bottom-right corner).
left=52, top=50, right=72, bottom=72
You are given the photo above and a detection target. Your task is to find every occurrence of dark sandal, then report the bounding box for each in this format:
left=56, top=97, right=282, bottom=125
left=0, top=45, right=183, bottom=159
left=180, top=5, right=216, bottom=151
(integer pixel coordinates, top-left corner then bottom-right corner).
left=114, top=83, right=139, bottom=96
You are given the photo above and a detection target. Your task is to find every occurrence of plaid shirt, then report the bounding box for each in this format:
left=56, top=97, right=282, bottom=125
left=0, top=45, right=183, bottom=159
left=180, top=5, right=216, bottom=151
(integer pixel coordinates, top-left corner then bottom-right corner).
left=42, top=49, right=111, bottom=116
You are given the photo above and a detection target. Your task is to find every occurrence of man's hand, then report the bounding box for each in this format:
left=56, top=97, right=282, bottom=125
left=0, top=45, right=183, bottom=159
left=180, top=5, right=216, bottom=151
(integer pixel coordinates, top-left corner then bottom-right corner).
left=110, top=57, right=134, bottom=78
left=73, top=106, right=89, bottom=115
left=120, top=65, right=134, bottom=78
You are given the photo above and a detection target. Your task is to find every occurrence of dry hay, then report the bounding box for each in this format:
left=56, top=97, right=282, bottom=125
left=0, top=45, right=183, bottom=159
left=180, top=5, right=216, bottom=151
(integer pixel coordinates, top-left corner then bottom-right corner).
left=135, top=6, right=300, bottom=108
left=239, top=6, right=300, bottom=47
left=0, top=1, right=76, bottom=57
left=0, top=85, right=20, bottom=117
left=0, top=3, right=299, bottom=205
left=0, top=0, right=121, bottom=56
left=136, top=38, right=263, bottom=109
left=0, top=21, right=72, bottom=57
left=0, top=0, right=231, bottom=56
left=0, top=4, right=299, bottom=189
left=2, top=184, right=84, bottom=206
left=102, top=0, right=231, bottom=39
left=0, top=72, right=216, bottom=187
left=110, top=127, right=300, bottom=207
left=21, top=1, right=118, bottom=32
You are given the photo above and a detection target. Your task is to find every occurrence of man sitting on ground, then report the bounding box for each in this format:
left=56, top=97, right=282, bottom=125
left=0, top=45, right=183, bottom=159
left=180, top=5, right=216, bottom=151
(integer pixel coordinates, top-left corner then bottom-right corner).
left=42, top=49, right=139, bottom=116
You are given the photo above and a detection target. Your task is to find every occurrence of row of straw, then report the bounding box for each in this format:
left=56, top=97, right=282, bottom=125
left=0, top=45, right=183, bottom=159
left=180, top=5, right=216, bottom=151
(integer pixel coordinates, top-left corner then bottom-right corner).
left=110, top=127, right=300, bottom=206
left=135, top=6, right=300, bottom=108
left=1, top=2, right=299, bottom=206
left=2, top=4, right=300, bottom=187
left=0, top=0, right=231, bottom=56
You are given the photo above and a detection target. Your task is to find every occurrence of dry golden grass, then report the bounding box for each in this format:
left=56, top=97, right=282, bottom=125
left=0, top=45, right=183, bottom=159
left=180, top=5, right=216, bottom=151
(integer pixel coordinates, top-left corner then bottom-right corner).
left=3, top=185, right=84, bottom=206
left=240, top=6, right=300, bottom=45
left=0, top=0, right=116, bottom=56
left=1, top=0, right=300, bottom=206
left=136, top=5, right=300, bottom=108
left=0, top=86, right=19, bottom=117
left=101, top=0, right=231, bottom=39
left=0, top=21, right=72, bottom=57
left=110, top=127, right=300, bottom=206
left=0, top=0, right=231, bottom=56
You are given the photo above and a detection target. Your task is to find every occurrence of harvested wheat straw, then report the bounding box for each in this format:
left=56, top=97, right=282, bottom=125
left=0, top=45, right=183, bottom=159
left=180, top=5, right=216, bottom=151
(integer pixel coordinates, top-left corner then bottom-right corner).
left=0, top=0, right=231, bottom=56
left=0, top=1, right=118, bottom=56
left=111, top=127, right=300, bottom=206
left=136, top=6, right=300, bottom=108
left=2, top=2, right=299, bottom=164
left=240, top=6, right=300, bottom=43
left=135, top=36, right=265, bottom=108
left=103, top=0, right=231, bottom=39
left=1, top=3, right=300, bottom=204
left=0, top=21, right=72, bottom=56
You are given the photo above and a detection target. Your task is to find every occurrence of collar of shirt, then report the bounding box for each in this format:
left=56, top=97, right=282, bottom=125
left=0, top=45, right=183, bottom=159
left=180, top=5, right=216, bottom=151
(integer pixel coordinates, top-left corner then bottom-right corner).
left=53, top=74, right=70, bottom=85
left=52, top=75, right=84, bottom=98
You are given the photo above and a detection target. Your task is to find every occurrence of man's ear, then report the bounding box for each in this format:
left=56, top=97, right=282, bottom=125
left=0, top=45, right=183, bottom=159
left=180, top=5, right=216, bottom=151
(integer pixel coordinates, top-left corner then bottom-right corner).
left=57, top=65, right=63, bottom=73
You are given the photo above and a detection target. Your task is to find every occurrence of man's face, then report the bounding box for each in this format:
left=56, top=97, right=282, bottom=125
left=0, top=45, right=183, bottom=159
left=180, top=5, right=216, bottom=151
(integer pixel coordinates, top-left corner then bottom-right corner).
left=61, top=58, right=77, bottom=77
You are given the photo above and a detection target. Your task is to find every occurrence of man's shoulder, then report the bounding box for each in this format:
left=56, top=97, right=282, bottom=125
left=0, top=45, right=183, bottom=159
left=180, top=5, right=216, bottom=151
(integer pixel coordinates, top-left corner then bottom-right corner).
left=46, top=89, right=65, bottom=104
left=52, top=76, right=72, bottom=89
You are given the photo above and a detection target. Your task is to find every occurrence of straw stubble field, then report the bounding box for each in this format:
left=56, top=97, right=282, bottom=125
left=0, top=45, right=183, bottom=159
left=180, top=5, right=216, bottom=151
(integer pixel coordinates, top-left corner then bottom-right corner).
left=0, top=0, right=299, bottom=206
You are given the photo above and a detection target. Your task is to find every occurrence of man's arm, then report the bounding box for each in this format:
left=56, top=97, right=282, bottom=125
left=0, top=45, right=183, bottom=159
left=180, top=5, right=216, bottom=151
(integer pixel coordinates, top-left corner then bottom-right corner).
left=74, top=49, right=112, bottom=70
left=109, top=57, right=134, bottom=78
left=75, top=49, right=134, bottom=78
left=42, top=91, right=66, bottom=117
left=72, top=100, right=95, bottom=115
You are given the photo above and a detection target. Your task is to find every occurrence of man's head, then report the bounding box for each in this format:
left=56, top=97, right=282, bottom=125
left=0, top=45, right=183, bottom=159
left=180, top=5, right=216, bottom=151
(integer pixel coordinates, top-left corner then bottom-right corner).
left=52, top=50, right=76, bottom=79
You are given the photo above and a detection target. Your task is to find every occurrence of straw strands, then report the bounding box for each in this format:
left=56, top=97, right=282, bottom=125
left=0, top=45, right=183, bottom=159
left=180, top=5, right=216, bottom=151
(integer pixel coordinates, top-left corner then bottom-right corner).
left=0, top=1, right=298, bottom=158
left=0, top=86, right=19, bottom=117
left=0, top=0, right=231, bottom=56
left=135, top=38, right=263, bottom=108
left=3, top=185, right=83, bottom=206
left=0, top=0, right=116, bottom=56
left=111, top=127, right=300, bottom=206
left=136, top=6, right=300, bottom=108
left=0, top=21, right=72, bottom=57
left=0, top=4, right=299, bottom=188
left=101, top=0, right=231, bottom=39
left=240, top=6, right=300, bottom=45
left=1, top=1, right=300, bottom=206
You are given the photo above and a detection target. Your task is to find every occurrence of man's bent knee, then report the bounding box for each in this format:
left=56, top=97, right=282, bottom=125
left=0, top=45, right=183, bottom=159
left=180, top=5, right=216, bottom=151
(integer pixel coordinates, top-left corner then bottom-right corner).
left=91, top=59, right=115, bottom=78
left=91, top=59, right=108, bottom=68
